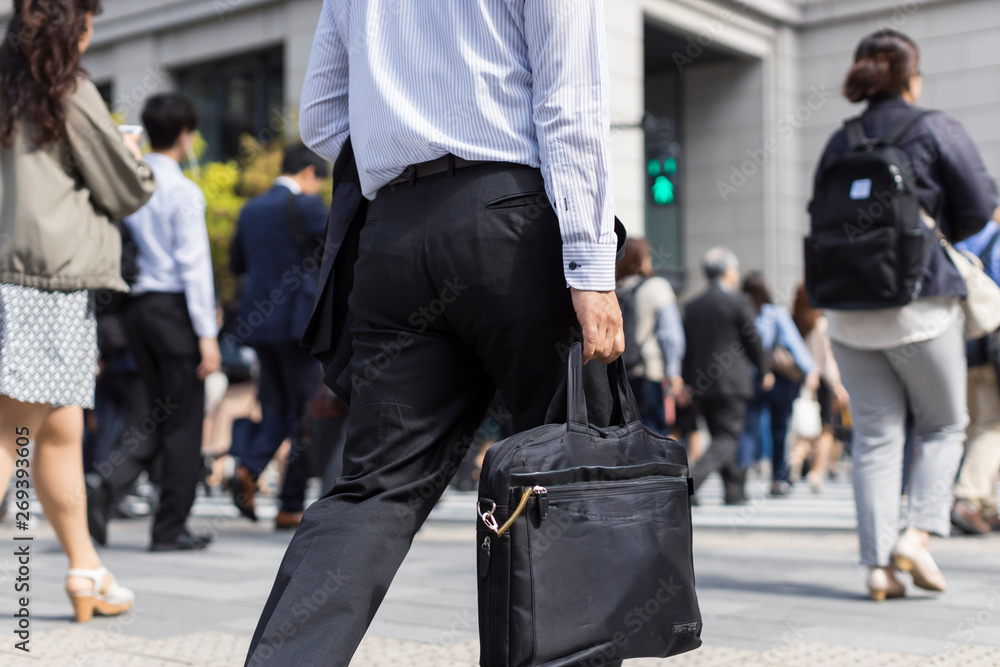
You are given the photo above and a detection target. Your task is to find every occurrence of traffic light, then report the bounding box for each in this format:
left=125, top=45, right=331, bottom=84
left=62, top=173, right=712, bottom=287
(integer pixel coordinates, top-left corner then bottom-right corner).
left=647, top=149, right=679, bottom=206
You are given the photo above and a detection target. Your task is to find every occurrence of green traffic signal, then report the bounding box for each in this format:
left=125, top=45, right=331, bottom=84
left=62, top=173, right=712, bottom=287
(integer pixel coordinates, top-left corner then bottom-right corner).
left=647, top=159, right=662, bottom=177
left=652, top=175, right=675, bottom=205
left=664, top=157, right=678, bottom=175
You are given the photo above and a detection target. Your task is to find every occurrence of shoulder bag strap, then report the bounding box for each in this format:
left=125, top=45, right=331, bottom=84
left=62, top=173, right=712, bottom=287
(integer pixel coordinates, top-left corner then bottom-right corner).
left=285, top=191, right=313, bottom=261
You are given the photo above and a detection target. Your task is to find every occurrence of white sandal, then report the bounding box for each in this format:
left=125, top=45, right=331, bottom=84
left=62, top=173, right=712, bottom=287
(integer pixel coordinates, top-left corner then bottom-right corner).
left=66, top=567, right=135, bottom=622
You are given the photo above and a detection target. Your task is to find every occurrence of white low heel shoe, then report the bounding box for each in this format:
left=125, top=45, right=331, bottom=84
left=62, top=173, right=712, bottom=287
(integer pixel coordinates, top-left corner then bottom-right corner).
left=867, top=566, right=905, bottom=602
left=892, top=527, right=946, bottom=592
left=66, top=567, right=135, bottom=622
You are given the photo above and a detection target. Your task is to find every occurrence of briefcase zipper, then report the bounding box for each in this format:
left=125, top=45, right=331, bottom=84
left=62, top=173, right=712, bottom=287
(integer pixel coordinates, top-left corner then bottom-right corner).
left=533, top=476, right=688, bottom=522
left=480, top=485, right=547, bottom=537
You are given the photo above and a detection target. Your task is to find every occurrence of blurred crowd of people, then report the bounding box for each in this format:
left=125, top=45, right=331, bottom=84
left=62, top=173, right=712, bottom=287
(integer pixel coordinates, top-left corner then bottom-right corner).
left=1, top=0, right=999, bottom=630
left=616, top=242, right=850, bottom=505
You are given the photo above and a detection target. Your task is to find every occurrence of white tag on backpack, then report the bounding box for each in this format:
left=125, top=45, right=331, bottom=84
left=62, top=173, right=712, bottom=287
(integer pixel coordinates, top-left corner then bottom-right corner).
left=849, top=178, right=872, bottom=200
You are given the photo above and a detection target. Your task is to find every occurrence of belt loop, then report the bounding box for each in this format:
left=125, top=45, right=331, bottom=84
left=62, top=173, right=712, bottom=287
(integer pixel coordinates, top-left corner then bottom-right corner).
left=407, top=165, right=415, bottom=187
left=446, top=154, right=455, bottom=177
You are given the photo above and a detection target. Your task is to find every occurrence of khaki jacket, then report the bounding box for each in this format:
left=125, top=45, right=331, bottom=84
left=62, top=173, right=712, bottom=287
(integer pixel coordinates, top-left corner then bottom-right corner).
left=0, top=77, right=157, bottom=292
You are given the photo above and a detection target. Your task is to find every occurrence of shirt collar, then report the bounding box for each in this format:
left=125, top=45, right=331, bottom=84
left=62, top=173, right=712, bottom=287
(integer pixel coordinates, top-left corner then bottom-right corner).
left=143, top=151, right=183, bottom=173
left=274, top=176, right=303, bottom=195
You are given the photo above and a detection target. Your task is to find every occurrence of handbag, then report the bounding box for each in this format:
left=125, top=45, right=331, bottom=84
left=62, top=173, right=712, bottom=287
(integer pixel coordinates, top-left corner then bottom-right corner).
left=767, top=344, right=804, bottom=383
left=477, top=343, right=702, bottom=667
left=791, top=390, right=823, bottom=440
left=921, top=210, right=1000, bottom=339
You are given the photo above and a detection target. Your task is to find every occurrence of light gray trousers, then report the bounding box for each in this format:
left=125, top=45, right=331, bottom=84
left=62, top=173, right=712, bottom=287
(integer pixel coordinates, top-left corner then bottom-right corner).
left=832, top=318, right=968, bottom=566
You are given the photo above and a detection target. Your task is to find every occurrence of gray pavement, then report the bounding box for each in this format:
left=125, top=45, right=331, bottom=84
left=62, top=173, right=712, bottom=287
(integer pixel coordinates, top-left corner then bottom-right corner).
left=1, top=475, right=999, bottom=666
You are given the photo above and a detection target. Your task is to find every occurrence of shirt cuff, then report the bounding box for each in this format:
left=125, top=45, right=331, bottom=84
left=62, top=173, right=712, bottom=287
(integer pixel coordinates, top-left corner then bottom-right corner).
left=563, top=242, right=618, bottom=291
left=192, top=314, right=219, bottom=340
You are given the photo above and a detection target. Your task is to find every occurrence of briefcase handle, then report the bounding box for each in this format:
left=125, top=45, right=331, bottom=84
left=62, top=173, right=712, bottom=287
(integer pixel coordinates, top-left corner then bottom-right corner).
left=561, top=342, right=642, bottom=428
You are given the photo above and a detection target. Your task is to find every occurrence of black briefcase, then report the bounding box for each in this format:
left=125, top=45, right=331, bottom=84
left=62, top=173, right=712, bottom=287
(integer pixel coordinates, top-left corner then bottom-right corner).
left=476, top=344, right=702, bottom=666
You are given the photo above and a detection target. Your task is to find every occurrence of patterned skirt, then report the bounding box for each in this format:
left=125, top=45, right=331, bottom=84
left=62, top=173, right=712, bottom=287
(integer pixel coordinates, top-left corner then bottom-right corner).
left=0, top=283, right=98, bottom=409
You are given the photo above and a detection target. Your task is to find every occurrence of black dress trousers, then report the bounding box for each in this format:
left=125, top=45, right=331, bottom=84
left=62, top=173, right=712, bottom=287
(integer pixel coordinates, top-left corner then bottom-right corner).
left=113, top=292, right=205, bottom=544
left=245, top=163, right=616, bottom=666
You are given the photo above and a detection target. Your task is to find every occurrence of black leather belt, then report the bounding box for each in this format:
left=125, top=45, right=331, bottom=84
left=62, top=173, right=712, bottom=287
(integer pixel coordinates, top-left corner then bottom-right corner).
left=386, top=154, right=488, bottom=187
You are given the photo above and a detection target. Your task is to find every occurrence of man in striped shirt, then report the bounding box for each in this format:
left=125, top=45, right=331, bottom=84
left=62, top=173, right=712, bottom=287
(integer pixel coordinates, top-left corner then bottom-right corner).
left=246, top=2, right=624, bottom=663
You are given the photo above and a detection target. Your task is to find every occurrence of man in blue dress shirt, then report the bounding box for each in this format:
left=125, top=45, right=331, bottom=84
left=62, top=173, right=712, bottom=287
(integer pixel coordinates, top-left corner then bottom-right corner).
left=246, top=2, right=625, bottom=663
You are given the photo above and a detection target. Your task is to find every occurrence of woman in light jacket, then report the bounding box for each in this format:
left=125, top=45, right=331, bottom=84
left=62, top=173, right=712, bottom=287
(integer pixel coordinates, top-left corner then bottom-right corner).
left=814, top=30, right=996, bottom=601
left=0, top=0, right=156, bottom=621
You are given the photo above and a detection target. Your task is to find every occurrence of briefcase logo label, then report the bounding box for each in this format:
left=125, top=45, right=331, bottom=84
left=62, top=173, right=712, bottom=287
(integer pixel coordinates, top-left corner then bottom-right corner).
left=671, top=620, right=700, bottom=636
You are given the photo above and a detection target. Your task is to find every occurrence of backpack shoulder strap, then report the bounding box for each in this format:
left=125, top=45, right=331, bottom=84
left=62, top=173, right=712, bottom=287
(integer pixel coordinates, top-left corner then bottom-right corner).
left=844, top=117, right=871, bottom=151
left=885, top=107, right=936, bottom=146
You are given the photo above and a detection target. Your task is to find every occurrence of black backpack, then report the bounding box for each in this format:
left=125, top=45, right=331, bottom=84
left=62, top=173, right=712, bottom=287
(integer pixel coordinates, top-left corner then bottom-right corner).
left=616, top=277, right=648, bottom=373
left=805, top=107, right=935, bottom=310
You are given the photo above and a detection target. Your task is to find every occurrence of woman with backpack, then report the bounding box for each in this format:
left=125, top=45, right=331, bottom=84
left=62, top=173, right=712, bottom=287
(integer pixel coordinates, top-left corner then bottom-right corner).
left=0, top=0, right=156, bottom=620
left=811, top=30, right=996, bottom=601
left=615, top=238, right=685, bottom=436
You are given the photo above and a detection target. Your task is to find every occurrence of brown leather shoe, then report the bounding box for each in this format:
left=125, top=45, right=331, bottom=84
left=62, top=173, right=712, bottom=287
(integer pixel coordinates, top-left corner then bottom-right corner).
left=951, top=499, right=991, bottom=535
left=275, top=511, right=303, bottom=531
left=229, top=465, right=258, bottom=522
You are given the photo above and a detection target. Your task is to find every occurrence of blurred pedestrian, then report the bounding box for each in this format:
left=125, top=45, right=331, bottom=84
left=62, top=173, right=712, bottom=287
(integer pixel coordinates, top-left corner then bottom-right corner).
left=952, top=201, right=1000, bottom=534
left=615, top=238, right=685, bottom=436
left=245, top=2, right=625, bottom=663
left=739, top=272, right=816, bottom=496
left=787, top=283, right=849, bottom=494
left=812, top=30, right=996, bottom=600
left=228, top=144, right=329, bottom=530
left=0, top=0, right=155, bottom=621
left=683, top=249, right=771, bottom=505
left=87, top=92, right=221, bottom=551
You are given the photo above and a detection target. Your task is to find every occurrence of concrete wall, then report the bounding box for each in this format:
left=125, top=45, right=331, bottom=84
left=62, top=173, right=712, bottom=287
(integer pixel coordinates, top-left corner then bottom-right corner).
left=79, top=0, right=322, bottom=132
left=798, top=0, right=1000, bottom=180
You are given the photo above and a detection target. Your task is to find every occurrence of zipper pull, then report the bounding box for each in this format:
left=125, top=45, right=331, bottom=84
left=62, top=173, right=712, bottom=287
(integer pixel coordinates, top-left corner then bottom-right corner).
left=534, top=486, right=548, bottom=520
left=478, top=536, right=491, bottom=578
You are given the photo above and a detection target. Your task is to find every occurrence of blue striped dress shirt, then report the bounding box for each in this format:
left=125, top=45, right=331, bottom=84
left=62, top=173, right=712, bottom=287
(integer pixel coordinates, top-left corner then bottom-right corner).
left=300, top=0, right=618, bottom=290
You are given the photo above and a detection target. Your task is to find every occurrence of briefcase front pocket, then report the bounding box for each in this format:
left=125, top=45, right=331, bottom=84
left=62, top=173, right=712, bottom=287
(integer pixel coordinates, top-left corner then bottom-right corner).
left=517, top=474, right=701, bottom=666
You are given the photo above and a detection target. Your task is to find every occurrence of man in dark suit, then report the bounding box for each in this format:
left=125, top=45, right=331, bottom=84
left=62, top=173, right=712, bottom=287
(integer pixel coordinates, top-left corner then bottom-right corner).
left=682, top=248, right=771, bottom=505
left=227, top=145, right=330, bottom=529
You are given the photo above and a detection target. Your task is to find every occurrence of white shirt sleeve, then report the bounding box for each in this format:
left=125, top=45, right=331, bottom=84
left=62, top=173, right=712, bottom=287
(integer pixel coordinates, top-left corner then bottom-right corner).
left=173, top=184, right=218, bottom=338
left=523, top=0, right=617, bottom=291
left=300, top=0, right=350, bottom=164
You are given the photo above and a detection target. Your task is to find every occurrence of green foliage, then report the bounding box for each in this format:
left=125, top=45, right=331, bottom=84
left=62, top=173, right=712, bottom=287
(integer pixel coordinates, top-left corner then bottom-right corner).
left=183, top=131, right=332, bottom=307
left=185, top=158, right=245, bottom=307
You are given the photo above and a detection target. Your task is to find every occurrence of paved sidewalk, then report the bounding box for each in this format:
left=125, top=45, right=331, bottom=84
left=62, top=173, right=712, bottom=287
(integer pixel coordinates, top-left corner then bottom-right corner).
left=1, top=478, right=999, bottom=665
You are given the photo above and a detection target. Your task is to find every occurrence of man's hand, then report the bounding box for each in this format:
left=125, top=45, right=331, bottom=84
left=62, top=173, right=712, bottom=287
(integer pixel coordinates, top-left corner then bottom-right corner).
left=666, top=375, right=685, bottom=399
left=570, top=288, right=624, bottom=364
left=197, top=337, right=222, bottom=380
left=761, top=372, right=776, bottom=391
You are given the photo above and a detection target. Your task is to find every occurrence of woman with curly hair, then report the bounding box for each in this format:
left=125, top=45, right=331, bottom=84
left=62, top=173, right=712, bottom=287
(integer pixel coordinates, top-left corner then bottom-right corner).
left=0, top=0, right=156, bottom=621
